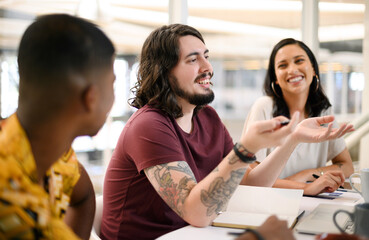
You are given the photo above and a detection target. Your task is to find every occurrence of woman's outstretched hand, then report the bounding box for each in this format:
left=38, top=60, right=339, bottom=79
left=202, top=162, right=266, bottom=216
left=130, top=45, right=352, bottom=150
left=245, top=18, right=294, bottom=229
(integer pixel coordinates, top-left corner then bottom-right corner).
left=292, top=115, right=354, bottom=143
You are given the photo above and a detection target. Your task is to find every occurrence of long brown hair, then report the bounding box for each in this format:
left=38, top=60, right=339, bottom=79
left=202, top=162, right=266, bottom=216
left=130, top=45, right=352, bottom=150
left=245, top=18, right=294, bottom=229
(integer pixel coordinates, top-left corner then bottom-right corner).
left=264, top=38, right=331, bottom=118
left=130, top=24, right=204, bottom=118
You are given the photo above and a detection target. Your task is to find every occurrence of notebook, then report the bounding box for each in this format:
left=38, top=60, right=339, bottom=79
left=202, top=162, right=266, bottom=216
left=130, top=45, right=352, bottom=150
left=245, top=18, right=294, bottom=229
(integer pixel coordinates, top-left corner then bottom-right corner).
left=212, top=185, right=303, bottom=229
left=295, top=203, right=354, bottom=235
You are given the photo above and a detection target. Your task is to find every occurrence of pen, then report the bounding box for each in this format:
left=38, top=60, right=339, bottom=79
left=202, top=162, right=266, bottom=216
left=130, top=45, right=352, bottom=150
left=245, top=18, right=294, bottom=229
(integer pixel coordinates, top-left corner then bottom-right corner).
left=312, top=173, right=344, bottom=189
left=228, top=232, right=243, bottom=236
left=312, top=174, right=320, bottom=179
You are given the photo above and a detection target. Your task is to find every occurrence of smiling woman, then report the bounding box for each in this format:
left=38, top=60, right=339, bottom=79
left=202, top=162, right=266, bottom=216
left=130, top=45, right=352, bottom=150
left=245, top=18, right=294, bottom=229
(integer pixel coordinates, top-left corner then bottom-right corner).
left=242, top=38, right=355, bottom=196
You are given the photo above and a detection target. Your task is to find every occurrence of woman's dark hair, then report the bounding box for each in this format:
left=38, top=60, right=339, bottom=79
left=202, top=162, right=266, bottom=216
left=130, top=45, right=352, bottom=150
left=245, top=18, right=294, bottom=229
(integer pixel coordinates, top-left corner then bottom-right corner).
left=263, top=38, right=331, bottom=118
left=130, top=24, right=204, bottom=118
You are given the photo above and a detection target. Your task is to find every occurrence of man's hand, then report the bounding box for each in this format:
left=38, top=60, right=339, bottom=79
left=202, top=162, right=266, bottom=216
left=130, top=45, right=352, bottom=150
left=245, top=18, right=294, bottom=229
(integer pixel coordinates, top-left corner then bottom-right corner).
left=236, top=215, right=295, bottom=240
left=241, top=112, right=300, bottom=154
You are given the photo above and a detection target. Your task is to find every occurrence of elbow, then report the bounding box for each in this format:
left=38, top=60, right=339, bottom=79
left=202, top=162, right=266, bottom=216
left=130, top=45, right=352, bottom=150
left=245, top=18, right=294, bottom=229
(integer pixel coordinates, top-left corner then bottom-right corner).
left=188, top=220, right=212, bottom=228
left=184, top=216, right=213, bottom=228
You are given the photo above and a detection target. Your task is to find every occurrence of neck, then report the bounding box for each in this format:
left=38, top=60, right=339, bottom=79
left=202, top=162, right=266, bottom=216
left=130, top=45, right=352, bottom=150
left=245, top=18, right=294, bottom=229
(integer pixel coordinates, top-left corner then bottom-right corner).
left=282, top=91, right=309, bottom=120
left=175, top=98, right=196, bottom=133
left=17, top=110, right=75, bottom=184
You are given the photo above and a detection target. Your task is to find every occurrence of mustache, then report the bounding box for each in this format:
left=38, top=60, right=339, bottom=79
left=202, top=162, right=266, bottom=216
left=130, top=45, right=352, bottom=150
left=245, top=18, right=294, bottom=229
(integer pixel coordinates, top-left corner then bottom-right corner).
left=195, top=72, right=214, bottom=85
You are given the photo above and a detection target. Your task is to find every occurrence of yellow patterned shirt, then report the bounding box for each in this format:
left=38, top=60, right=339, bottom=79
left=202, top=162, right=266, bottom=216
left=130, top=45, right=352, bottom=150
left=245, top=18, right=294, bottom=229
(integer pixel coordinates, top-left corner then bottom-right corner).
left=0, top=114, right=81, bottom=239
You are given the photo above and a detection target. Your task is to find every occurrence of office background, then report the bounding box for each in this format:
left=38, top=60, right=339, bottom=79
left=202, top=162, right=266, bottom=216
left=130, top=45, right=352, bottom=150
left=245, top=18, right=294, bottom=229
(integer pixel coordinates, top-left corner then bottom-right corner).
left=0, top=0, right=367, bottom=194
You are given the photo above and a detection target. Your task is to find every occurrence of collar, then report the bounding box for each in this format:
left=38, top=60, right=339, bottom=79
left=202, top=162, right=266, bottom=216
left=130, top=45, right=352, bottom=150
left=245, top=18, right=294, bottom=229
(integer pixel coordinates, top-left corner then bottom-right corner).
left=0, top=113, right=38, bottom=182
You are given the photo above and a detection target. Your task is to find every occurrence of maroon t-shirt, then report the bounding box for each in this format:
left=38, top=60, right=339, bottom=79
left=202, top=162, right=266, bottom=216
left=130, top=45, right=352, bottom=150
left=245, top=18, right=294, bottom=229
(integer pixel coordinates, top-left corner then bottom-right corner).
left=101, top=105, right=233, bottom=240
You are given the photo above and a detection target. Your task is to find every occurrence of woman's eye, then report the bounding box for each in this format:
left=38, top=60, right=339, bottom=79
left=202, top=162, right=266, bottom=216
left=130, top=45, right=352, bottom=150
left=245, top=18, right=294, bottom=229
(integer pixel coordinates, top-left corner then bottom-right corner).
left=296, top=58, right=304, bottom=63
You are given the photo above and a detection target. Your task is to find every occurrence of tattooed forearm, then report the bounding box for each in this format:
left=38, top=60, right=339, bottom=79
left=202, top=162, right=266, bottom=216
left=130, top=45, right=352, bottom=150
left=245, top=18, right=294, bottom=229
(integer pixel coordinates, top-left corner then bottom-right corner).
left=200, top=168, right=246, bottom=216
left=146, top=162, right=197, bottom=217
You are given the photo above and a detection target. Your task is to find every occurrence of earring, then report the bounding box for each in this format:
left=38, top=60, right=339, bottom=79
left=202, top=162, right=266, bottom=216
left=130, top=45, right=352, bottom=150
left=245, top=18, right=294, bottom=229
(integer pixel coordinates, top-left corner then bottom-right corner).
left=271, top=82, right=281, bottom=98
left=315, top=75, right=320, bottom=92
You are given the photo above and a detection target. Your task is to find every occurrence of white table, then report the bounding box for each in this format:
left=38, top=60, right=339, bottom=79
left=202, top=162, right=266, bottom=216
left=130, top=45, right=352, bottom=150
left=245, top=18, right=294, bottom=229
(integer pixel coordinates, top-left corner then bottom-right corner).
left=157, top=191, right=363, bottom=240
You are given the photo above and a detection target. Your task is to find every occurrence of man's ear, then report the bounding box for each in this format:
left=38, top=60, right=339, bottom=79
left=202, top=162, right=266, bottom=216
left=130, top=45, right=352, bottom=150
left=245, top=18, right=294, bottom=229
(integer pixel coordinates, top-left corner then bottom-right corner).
left=82, top=85, right=98, bottom=113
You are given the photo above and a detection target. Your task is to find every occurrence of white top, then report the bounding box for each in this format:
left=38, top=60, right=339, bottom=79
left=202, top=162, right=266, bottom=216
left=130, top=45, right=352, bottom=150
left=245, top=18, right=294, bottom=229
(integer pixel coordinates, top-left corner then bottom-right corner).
left=244, top=96, right=346, bottom=179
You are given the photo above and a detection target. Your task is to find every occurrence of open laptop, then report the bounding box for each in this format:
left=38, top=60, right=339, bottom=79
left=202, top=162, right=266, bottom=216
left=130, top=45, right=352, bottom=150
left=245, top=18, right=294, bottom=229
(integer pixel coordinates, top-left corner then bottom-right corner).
left=295, top=203, right=354, bottom=235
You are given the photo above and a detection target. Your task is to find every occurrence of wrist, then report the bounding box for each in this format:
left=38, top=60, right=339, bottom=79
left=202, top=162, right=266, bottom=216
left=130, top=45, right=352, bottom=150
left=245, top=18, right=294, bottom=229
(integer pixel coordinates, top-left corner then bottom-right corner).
left=240, top=138, right=259, bottom=154
left=316, top=167, right=324, bottom=176
left=284, top=134, right=299, bottom=148
left=233, top=143, right=257, bottom=164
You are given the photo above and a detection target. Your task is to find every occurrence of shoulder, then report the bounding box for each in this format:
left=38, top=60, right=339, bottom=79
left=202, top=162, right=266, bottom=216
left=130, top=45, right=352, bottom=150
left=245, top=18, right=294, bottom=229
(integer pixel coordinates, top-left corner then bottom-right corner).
left=128, top=105, right=172, bottom=126
left=247, top=96, right=274, bottom=122
left=53, top=148, right=80, bottom=176
left=252, top=96, right=273, bottom=109
left=123, top=105, right=177, bottom=142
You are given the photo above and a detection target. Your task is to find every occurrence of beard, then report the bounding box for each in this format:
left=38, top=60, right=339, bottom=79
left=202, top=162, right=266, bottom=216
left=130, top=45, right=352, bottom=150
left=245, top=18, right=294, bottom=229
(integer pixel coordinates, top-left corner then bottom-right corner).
left=171, top=75, right=215, bottom=106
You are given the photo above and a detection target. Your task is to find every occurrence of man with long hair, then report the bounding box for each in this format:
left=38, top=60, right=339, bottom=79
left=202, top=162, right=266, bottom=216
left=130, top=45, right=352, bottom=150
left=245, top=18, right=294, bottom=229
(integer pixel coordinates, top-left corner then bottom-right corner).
left=102, top=24, right=351, bottom=240
left=0, top=14, right=115, bottom=239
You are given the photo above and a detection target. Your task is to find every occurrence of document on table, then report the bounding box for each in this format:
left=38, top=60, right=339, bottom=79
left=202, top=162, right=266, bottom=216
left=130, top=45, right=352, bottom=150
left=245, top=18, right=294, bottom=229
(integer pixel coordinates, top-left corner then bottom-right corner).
left=304, top=189, right=363, bottom=203
left=212, top=185, right=303, bottom=229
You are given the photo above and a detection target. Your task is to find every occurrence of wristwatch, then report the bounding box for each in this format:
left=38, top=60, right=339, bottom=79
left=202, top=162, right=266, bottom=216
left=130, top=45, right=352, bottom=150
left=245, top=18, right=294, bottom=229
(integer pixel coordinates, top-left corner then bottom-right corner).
left=233, top=142, right=257, bottom=163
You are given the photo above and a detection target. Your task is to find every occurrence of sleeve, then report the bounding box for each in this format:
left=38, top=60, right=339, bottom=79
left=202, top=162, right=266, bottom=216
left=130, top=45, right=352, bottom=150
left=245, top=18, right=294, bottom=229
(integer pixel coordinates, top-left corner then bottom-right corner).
left=243, top=97, right=274, bottom=162
left=124, top=112, right=186, bottom=172
left=327, top=119, right=346, bottom=160
left=322, top=107, right=346, bottom=160
left=223, top=124, right=234, bottom=157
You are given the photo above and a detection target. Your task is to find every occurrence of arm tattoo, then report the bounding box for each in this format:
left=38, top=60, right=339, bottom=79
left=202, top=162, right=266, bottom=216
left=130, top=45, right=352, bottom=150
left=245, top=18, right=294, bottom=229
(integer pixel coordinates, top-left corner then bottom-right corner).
left=146, top=162, right=196, bottom=217
left=200, top=168, right=246, bottom=216
left=228, top=153, right=241, bottom=165
left=210, top=153, right=240, bottom=175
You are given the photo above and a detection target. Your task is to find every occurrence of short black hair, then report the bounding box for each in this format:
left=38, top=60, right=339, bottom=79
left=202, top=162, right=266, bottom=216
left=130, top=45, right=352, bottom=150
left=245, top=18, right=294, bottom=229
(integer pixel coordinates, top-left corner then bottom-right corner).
left=18, top=13, right=115, bottom=87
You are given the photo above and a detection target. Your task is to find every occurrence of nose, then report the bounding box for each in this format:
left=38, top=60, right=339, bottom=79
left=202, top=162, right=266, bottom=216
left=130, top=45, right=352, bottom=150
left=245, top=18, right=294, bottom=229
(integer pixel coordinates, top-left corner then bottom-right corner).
left=287, top=63, right=298, bottom=74
left=200, top=57, right=213, bottom=74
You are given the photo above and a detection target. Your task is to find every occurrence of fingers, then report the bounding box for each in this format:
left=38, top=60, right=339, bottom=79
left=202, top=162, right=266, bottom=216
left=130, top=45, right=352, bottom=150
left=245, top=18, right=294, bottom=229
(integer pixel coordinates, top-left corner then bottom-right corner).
left=326, top=123, right=354, bottom=140
left=306, top=170, right=345, bottom=195
left=317, top=122, right=354, bottom=141
left=337, top=124, right=354, bottom=138
left=319, top=122, right=333, bottom=140
left=256, top=215, right=295, bottom=240
left=256, top=118, right=283, bottom=133
left=317, top=171, right=345, bottom=192
left=263, top=112, right=299, bottom=140
left=315, top=115, right=335, bottom=125
left=260, top=112, right=299, bottom=133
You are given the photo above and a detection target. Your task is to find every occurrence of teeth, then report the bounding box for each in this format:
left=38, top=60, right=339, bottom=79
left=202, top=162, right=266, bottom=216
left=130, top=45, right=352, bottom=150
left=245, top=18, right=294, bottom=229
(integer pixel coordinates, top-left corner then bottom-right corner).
left=288, top=76, right=303, bottom=83
left=198, top=80, right=211, bottom=84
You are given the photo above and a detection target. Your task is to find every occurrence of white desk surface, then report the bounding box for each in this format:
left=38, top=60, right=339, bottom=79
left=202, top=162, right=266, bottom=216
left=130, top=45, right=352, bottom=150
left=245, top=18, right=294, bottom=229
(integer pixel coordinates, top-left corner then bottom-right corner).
left=157, top=190, right=363, bottom=240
